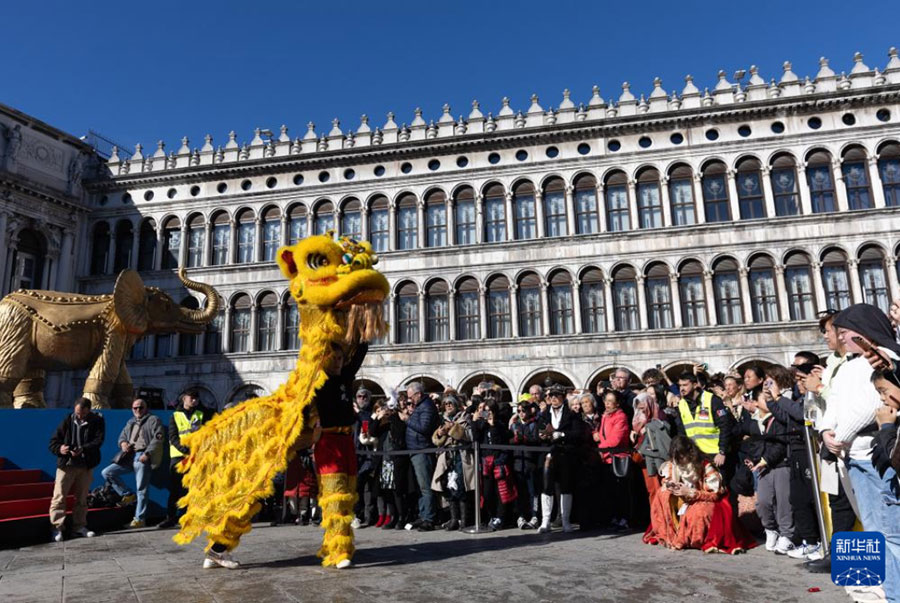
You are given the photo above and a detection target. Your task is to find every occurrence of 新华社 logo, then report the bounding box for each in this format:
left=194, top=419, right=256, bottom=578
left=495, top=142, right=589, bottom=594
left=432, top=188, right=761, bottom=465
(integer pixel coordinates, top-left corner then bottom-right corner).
left=831, top=531, right=885, bottom=587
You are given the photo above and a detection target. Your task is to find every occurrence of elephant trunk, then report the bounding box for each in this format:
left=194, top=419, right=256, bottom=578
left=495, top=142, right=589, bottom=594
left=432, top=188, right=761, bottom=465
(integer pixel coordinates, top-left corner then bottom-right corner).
left=177, top=268, right=220, bottom=324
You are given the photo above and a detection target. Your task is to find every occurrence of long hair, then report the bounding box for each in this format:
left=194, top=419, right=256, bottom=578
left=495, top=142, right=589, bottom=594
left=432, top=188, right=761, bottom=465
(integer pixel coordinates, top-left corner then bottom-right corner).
left=669, top=435, right=704, bottom=477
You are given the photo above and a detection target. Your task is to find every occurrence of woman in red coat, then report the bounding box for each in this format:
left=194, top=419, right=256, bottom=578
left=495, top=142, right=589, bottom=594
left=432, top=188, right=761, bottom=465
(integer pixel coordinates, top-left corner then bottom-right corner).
left=596, top=390, right=633, bottom=531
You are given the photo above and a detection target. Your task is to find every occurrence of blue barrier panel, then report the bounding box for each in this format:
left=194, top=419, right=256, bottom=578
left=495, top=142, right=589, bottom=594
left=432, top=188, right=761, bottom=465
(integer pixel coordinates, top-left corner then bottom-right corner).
left=0, top=409, right=175, bottom=518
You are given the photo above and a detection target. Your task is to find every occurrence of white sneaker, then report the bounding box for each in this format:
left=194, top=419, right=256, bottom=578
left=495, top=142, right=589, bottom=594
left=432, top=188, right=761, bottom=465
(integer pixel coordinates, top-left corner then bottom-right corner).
left=537, top=522, right=552, bottom=534
left=72, top=527, right=96, bottom=538
left=517, top=517, right=527, bottom=529
left=350, top=517, right=362, bottom=529
left=774, top=536, right=794, bottom=555
left=764, top=529, right=779, bottom=551
left=51, top=529, right=63, bottom=543
left=203, top=550, right=240, bottom=569
left=335, top=558, right=353, bottom=569
left=807, top=547, right=825, bottom=561
left=787, top=541, right=820, bottom=559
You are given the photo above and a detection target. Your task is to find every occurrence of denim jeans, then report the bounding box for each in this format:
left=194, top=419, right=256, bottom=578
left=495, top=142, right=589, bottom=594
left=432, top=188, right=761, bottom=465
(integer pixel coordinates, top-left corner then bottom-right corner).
left=410, top=452, right=435, bottom=522
left=102, top=456, right=152, bottom=520
left=847, top=458, right=900, bottom=602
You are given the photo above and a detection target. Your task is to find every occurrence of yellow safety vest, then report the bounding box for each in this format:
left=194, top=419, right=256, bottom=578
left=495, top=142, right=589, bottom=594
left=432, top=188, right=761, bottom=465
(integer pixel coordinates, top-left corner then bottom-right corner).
left=678, top=391, right=720, bottom=455
left=170, top=409, right=205, bottom=459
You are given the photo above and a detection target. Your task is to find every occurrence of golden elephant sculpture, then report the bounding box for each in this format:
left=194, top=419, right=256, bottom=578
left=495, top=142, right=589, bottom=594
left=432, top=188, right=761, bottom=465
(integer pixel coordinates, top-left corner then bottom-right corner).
left=0, top=268, right=219, bottom=409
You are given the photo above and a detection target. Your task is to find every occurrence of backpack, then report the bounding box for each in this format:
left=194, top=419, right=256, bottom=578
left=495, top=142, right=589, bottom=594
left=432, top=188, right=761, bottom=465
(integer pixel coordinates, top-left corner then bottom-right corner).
left=87, top=484, right=122, bottom=508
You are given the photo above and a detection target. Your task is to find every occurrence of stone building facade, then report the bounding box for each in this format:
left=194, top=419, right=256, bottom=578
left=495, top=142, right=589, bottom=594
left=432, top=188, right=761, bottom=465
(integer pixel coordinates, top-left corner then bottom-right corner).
left=25, top=50, right=900, bottom=407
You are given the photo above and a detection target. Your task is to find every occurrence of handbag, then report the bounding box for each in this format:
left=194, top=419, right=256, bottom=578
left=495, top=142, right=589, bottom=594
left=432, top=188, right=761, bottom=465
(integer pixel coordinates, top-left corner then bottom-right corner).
left=112, top=449, right=134, bottom=467
left=612, top=454, right=631, bottom=478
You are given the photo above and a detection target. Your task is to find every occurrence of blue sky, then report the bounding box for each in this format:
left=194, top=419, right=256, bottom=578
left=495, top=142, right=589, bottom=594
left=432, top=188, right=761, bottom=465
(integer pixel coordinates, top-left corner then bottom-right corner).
left=3, top=1, right=897, bottom=153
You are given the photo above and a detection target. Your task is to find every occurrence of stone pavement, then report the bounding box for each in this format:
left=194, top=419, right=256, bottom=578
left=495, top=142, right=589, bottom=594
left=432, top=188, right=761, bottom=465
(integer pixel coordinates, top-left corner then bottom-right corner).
left=0, top=522, right=846, bottom=603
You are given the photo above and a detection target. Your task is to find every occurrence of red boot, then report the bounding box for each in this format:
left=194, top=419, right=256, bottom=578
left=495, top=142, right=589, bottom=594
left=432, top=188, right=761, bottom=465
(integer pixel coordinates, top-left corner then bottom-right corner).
left=375, top=514, right=386, bottom=527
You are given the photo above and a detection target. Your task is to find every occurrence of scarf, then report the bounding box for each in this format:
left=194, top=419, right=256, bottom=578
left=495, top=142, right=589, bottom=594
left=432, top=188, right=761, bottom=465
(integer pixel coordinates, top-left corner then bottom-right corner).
left=632, top=394, right=663, bottom=433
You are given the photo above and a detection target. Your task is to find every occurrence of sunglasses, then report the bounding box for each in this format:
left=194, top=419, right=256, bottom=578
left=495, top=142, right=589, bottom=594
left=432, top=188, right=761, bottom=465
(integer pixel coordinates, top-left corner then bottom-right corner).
left=132, top=406, right=145, bottom=410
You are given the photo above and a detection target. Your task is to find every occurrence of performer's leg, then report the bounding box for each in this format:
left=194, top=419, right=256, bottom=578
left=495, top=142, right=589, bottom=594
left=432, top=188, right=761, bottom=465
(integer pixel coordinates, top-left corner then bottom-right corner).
left=317, top=472, right=357, bottom=567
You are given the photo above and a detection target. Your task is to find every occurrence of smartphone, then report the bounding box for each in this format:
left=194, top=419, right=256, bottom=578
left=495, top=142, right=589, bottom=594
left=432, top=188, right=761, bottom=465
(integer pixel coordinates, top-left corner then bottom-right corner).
left=852, top=335, right=890, bottom=363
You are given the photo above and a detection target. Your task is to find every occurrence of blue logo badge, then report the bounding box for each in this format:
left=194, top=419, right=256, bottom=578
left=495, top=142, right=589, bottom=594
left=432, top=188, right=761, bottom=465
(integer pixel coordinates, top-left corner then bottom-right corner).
left=831, top=531, right=885, bottom=587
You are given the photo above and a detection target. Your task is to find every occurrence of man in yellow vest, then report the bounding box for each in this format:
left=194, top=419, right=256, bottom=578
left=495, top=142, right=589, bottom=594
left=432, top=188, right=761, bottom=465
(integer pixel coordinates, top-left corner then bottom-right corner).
left=674, top=371, right=735, bottom=471
left=157, top=390, right=213, bottom=529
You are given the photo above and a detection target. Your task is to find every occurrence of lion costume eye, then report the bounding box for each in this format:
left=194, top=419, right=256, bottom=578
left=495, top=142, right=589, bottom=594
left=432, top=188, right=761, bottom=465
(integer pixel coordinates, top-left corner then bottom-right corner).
left=306, top=253, right=329, bottom=270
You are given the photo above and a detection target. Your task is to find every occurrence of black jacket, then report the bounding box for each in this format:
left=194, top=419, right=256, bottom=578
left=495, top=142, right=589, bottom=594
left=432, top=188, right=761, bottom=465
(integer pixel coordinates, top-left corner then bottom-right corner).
left=49, top=412, right=105, bottom=469
left=316, top=343, right=368, bottom=429
left=767, top=396, right=805, bottom=455
left=734, top=410, right=788, bottom=469
left=537, top=405, right=585, bottom=452
left=472, top=419, right=511, bottom=466
left=873, top=422, right=899, bottom=479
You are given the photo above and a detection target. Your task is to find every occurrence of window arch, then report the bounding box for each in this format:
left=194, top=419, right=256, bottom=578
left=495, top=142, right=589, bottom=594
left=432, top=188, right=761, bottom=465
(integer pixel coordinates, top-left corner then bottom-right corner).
left=821, top=247, right=851, bottom=310
left=604, top=170, right=630, bottom=231
left=858, top=245, right=890, bottom=312
left=367, top=196, right=389, bottom=252
left=257, top=292, right=279, bottom=351
left=645, top=262, right=673, bottom=329
left=573, top=174, right=599, bottom=234
left=287, top=203, right=308, bottom=246
left=748, top=254, right=779, bottom=322
left=542, top=178, right=567, bottom=237
left=770, top=153, right=801, bottom=216
left=235, top=209, right=255, bottom=263
left=161, top=216, right=181, bottom=269
left=513, top=181, right=537, bottom=240
left=517, top=272, right=543, bottom=336
left=13, top=229, right=46, bottom=289
left=178, top=296, right=200, bottom=356
left=396, top=194, right=417, bottom=250
left=396, top=281, right=419, bottom=343
left=806, top=150, right=837, bottom=213
left=425, top=279, right=449, bottom=341
left=483, top=183, right=507, bottom=243
left=137, top=218, right=157, bottom=271
left=425, top=190, right=448, bottom=248
left=454, top=187, right=476, bottom=245
left=547, top=270, right=574, bottom=335
left=210, top=211, right=230, bottom=265
left=282, top=295, right=299, bottom=350
left=90, top=221, right=111, bottom=275
left=612, top=265, right=639, bottom=331
left=679, top=260, right=707, bottom=327
left=579, top=267, right=606, bottom=333
left=878, top=141, right=900, bottom=207
left=186, top=213, right=205, bottom=268
left=486, top=275, right=511, bottom=338
left=668, top=164, right=696, bottom=226
left=701, top=160, right=731, bottom=223
left=735, top=157, right=765, bottom=219
left=314, top=200, right=335, bottom=236
left=784, top=251, right=816, bottom=320
left=340, top=198, right=362, bottom=240
left=261, top=206, right=281, bottom=261
left=455, top=277, right=480, bottom=340
left=636, top=167, right=663, bottom=229
left=841, top=146, right=873, bottom=210
left=230, top=294, right=251, bottom=352
left=713, top=257, right=742, bottom=325
left=113, top=220, right=134, bottom=272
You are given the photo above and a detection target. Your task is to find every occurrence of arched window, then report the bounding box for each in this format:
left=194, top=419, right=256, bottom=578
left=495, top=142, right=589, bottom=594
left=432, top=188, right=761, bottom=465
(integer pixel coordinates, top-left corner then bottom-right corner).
left=137, top=219, right=157, bottom=271
left=487, top=275, right=511, bottom=338
left=517, top=272, right=543, bottom=337
left=548, top=270, right=574, bottom=335
left=396, top=194, right=417, bottom=250
left=179, top=297, right=200, bottom=356
left=858, top=245, right=890, bottom=312
left=340, top=198, right=362, bottom=240
left=314, top=201, right=335, bottom=236
left=605, top=171, right=630, bottom=232
left=770, top=154, right=801, bottom=216
left=748, top=255, right=779, bottom=322
left=204, top=310, right=223, bottom=355
left=90, top=222, right=111, bottom=275
left=806, top=150, right=837, bottom=213
left=210, top=211, right=230, bottom=266
left=257, top=292, right=278, bottom=351
left=735, top=157, right=765, bottom=219
left=713, top=257, right=742, bottom=325
left=483, top=183, right=507, bottom=243
left=368, top=196, right=389, bottom=252
left=236, top=209, right=255, bottom=263
left=841, top=146, right=873, bottom=210
left=261, top=207, right=281, bottom=261
left=13, top=229, right=45, bottom=289
left=636, top=168, right=663, bottom=229
left=425, top=280, right=449, bottom=341
left=645, top=263, right=673, bottom=329
left=513, top=181, right=537, bottom=240
left=454, top=187, right=476, bottom=245
left=230, top=294, right=251, bottom=352
left=612, top=265, right=639, bottom=331
left=396, top=282, right=419, bottom=344
left=580, top=268, right=606, bottom=333
left=574, top=174, right=599, bottom=234
left=186, top=213, right=205, bottom=268
left=425, top=190, right=447, bottom=248
left=701, top=161, right=731, bottom=223
left=784, top=251, right=816, bottom=320
left=161, top=217, right=181, bottom=269
left=668, top=164, right=696, bottom=226
left=282, top=296, right=299, bottom=350
left=113, top=220, right=134, bottom=272
left=679, top=260, right=707, bottom=327
left=878, top=142, right=900, bottom=207
left=287, top=203, right=308, bottom=245
left=543, top=178, right=567, bottom=237
left=821, top=248, right=851, bottom=310
left=456, top=277, right=480, bottom=340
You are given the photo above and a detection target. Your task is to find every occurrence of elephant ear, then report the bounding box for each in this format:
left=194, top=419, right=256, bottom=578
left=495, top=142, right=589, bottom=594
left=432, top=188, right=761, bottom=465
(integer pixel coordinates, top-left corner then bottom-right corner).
left=113, top=269, right=149, bottom=332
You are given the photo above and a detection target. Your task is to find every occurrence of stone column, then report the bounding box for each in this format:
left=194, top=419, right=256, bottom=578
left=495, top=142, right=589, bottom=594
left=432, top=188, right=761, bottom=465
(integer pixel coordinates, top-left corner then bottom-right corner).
left=885, top=258, right=899, bottom=300
left=106, top=229, right=116, bottom=274
left=596, top=184, right=607, bottom=233
left=604, top=278, right=616, bottom=332
left=564, top=186, right=576, bottom=236
left=739, top=267, right=754, bottom=323
left=248, top=305, right=258, bottom=353
left=869, top=157, right=887, bottom=209
left=360, top=207, right=370, bottom=241
left=636, top=275, right=648, bottom=330
left=58, top=229, right=74, bottom=289
left=179, top=223, right=189, bottom=268
left=417, top=290, right=426, bottom=343
left=280, top=215, right=290, bottom=247
left=572, top=279, right=583, bottom=334
left=660, top=178, right=672, bottom=228
left=222, top=307, right=232, bottom=353
left=388, top=293, right=397, bottom=344
left=228, top=220, right=237, bottom=264
left=692, top=174, right=706, bottom=225
left=203, top=222, right=213, bottom=266
left=478, top=286, right=488, bottom=340
left=703, top=270, right=718, bottom=326
left=276, top=301, right=285, bottom=351
left=333, top=208, right=341, bottom=237
left=0, top=212, right=7, bottom=295
left=130, top=221, right=141, bottom=270
left=832, top=160, right=849, bottom=213
left=254, top=218, right=263, bottom=262
left=448, top=288, right=457, bottom=340
left=154, top=228, right=165, bottom=270
left=474, top=193, right=485, bottom=244
left=726, top=169, right=741, bottom=221
left=46, top=252, right=58, bottom=290
left=669, top=273, right=683, bottom=328
left=532, top=191, right=544, bottom=239
left=774, top=265, right=790, bottom=322
left=196, top=322, right=206, bottom=356
left=847, top=258, right=863, bottom=303
left=510, top=283, right=520, bottom=338
left=760, top=166, right=777, bottom=218
left=797, top=162, right=813, bottom=215
left=388, top=201, right=397, bottom=251
left=540, top=281, right=550, bottom=335
left=626, top=179, right=638, bottom=230
left=810, top=262, right=828, bottom=313
left=416, top=199, right=426, bottom=249
left=446, top=199, right=455, bottom=246
left=504, top=192, right=515, bottom=241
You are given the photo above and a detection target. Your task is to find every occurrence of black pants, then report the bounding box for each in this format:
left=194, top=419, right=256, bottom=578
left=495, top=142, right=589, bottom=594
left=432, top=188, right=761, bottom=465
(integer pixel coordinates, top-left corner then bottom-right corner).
left=355, top=470, right=378, bottom=522
left=788, top=448, right=819, bottom=543
left=541, top=451, right=577, bottom=495
left=600, top=463, right=631, bottom=523
left=829, top=477, right=857, bottom=534
left=166, top=459, right=185, bottom=520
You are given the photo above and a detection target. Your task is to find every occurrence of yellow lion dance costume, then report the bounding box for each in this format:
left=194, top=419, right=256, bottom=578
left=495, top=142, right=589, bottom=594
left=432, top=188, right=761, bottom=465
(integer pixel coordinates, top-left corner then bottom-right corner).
left=173, top=234, right=389, bottom=568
